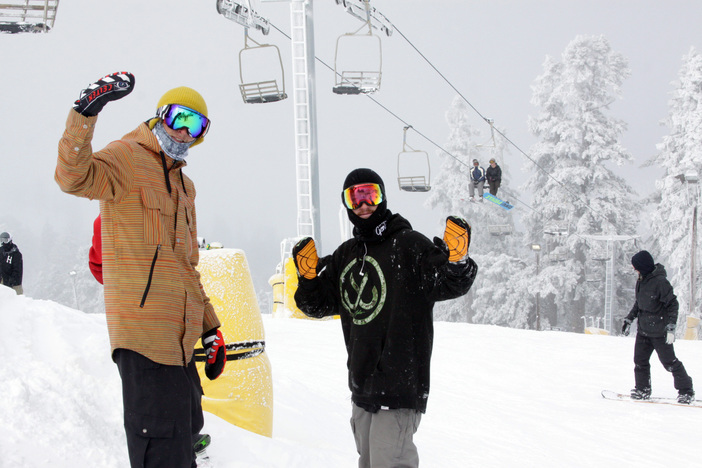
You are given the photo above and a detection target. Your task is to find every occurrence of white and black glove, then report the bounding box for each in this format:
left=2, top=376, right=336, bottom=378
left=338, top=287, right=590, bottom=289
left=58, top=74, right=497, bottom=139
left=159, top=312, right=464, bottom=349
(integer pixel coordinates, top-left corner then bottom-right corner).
left=73, top=71, right=135, bottom=117
left=665, top=324, right=676, bottom=345
left=621, top=318, right=632, bottom=336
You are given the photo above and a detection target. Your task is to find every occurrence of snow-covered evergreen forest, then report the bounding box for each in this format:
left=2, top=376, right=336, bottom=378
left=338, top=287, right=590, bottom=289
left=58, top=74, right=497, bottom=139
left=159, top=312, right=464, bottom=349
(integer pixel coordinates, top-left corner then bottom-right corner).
left=2, top=2, right=701, bottom=338
left=429, top=38, right=702, bottom=335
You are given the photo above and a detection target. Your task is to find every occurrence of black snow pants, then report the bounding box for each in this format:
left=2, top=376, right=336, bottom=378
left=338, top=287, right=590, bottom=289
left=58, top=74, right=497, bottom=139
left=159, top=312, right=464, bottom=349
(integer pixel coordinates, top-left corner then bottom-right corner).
left=114, top=349, right=204, bottom=468
left=633, top=334, right=693, bottom=393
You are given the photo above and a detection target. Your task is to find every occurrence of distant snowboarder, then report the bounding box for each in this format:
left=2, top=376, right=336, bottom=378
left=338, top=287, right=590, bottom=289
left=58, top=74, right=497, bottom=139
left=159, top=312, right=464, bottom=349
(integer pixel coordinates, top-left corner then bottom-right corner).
left=622, top=250, right=694, bottom=404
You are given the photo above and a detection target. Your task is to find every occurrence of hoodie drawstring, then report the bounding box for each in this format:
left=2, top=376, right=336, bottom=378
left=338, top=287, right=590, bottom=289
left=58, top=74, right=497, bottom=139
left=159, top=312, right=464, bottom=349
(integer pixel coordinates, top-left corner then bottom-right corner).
left=359, top=243, right=368, bottom=276
left=160, top=151, right=172, bottom=195
left=180, top=168, right=188, bottom=196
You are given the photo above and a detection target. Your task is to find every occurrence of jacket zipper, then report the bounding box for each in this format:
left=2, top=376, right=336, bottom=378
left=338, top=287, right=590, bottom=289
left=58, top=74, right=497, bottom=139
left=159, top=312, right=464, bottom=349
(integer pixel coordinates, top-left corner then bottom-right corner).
left=140, top=245, right=161, bottom=308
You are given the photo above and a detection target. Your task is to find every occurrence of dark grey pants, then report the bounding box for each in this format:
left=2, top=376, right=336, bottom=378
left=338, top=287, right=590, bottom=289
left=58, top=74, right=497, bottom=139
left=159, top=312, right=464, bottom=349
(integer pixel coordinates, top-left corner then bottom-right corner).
left=469, top=181, right=485, bottom=199
left=114, top=349, right=204, bottom=468
left=351, top=403, right=422, bottom=468
left=633, top=334, right=693, bottom=392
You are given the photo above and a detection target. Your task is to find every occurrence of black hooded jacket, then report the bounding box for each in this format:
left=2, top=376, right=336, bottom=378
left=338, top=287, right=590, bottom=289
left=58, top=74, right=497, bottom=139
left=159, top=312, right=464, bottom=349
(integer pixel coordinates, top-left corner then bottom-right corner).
left=294, top=212, right=477, bottom=413
left=625, top=264, right=678, bottom=337
left=0, top=241, right=23, bottom=287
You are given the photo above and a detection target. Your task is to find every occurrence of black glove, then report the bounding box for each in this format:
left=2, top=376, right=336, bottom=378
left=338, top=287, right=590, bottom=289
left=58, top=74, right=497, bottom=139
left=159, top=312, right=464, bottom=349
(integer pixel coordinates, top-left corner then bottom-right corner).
left=202, top=328, right=226, bottom=380
left=73, top=71, right=135, bottom=117
left=621, top=318, right=632, bottom=336
left=443, top=216, right=471, bottom=262
left=292, top=237, right=318, bottom=280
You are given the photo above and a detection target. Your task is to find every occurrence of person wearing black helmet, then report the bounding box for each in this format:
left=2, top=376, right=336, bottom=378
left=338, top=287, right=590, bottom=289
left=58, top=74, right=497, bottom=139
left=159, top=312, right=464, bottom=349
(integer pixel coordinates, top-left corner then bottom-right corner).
left=0, top=232, right=23, bottom=295
left=293, top=168, right=478, bottom=467
left=622, top=250, right=694, bottom=404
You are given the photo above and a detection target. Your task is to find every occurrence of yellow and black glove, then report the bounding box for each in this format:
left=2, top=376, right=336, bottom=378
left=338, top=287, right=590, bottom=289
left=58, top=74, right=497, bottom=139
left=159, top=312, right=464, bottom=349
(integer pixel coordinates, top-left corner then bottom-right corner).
left=443, top=216, right=471, bottom=262
left=292, top=237, right=318, bottom=279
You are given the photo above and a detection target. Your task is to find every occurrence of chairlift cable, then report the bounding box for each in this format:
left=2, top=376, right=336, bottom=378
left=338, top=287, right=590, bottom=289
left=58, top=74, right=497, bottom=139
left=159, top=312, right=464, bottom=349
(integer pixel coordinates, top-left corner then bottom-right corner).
left=387, top=22, right=602, bottom=220
left=268, top=22, right=535, bottom=210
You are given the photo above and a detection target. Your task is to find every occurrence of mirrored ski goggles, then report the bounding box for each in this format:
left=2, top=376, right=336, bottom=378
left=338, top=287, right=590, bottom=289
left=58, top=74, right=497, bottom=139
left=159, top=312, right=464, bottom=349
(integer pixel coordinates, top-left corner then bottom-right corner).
left=157, top=104, right=210, bottom=139
left=342, top=183, right=384, bottom=210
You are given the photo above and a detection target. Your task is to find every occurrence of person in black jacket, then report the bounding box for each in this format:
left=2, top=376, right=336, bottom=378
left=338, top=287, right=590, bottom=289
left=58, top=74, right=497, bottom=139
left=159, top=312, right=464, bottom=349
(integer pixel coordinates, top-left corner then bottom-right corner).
left=485, top=158, right=502, bottom=196
left=0, top=232, right=23, bottom=295
left=293, top=168, right=477, bottom=468
left=622, top=250, right=694, bottom=404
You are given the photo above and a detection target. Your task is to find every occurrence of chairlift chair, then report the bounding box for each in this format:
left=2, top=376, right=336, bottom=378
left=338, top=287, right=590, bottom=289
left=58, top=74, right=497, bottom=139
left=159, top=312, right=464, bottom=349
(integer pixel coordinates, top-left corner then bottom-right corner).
left=217, top=0, right=287, bottom=104
left=238, top=29, right=287, bottom=104
left=546, top=251, right=568, bottom=263
left=397, top=126, right=431, bottom=192
left=544, top=220, right=569, bottom=237
left=0, top=0, right=59, bottom=33
left=332, top=0, right=382, bottom=95
left=590, top=249, right=609, bottom=262
left=488, top=224, right=513, bottom=236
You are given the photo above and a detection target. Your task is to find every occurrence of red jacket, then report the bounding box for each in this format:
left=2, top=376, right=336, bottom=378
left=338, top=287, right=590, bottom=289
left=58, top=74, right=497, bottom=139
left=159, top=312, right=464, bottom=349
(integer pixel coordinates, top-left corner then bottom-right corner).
left=89, top=215, right=103, bottom=284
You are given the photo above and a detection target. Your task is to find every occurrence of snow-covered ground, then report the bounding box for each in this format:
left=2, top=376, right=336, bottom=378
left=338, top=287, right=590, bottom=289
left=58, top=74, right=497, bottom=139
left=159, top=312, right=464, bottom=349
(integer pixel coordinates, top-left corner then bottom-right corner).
left=1, top=285, right=700, bottom=467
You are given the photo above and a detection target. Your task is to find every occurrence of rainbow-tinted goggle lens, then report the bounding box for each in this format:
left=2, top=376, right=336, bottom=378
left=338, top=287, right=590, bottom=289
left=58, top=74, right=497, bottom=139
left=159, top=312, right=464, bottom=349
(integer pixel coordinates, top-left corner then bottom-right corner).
left=157, top=104, right=210, bottom=139
left=342, top=183, right=384, bottom=210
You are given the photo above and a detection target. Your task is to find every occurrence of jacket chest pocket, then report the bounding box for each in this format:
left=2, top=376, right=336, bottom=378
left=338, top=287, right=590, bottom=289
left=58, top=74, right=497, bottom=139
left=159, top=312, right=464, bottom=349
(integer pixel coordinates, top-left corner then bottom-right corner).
left=141, top=188, right=175, bottom=245
left=182, top=194, right=196, bottom=233
left=181, top=195, right=196, bottom=258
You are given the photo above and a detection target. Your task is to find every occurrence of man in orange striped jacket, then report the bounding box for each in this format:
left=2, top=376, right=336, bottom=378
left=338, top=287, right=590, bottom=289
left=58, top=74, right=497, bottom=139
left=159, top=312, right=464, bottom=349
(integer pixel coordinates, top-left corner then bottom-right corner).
left=55, top=72, right=225, bottom=468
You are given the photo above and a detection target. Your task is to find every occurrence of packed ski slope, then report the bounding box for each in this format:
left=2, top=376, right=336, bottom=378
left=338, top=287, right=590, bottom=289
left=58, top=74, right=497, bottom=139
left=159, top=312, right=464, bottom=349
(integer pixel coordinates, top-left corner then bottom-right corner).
left=1, top=286, right=700, bottom=467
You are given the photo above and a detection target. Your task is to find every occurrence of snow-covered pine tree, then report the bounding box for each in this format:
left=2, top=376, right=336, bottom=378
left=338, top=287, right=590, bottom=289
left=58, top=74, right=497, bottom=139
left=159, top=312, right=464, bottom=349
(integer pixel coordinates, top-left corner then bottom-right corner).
left=31, top=221, right=105, bottom=314
left=523, top=35, right=640, bottom=332
left=647, top=47, right=702, bottom=330
left=427, top=96, right=531, bottom=326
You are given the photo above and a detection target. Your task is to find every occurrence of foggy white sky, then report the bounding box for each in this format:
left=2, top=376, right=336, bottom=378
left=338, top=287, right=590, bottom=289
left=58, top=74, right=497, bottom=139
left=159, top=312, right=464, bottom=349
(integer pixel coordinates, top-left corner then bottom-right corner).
left=1, top=0, right=701, bottom=294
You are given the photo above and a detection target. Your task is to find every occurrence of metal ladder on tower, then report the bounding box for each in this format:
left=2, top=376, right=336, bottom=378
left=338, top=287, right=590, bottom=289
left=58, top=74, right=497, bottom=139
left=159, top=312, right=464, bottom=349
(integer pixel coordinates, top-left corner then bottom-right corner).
left=290, top=0, right=317, bottom=240
left=603, top=240, right=615, bottom=333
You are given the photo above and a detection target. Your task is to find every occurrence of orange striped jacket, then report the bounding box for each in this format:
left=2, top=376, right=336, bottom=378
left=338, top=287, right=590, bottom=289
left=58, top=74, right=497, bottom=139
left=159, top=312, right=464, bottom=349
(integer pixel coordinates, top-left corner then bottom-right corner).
left=55, top=110, right=220, bottom=366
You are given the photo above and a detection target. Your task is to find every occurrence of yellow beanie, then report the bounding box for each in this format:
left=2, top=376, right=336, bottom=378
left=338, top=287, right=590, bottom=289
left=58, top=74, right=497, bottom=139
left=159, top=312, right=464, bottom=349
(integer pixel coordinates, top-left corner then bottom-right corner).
left=149, top=86, right=209, bottom=146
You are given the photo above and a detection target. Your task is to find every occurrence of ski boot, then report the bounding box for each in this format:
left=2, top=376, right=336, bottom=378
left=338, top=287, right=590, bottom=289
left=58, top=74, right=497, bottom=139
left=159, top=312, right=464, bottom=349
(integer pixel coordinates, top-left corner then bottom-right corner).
left=194, top=433, right=213, bottom=467
left=630, top=387, right=651, bottom=400
left=677, top=391, right=695, bottom=404
left=193, top=433, right=211, bottom=453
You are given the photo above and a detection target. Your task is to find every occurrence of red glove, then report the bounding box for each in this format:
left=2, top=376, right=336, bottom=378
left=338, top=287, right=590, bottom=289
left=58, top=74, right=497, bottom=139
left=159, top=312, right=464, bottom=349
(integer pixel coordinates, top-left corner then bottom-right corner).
left=202, top=328, right=226, bottom=380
